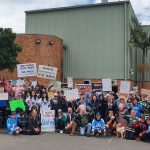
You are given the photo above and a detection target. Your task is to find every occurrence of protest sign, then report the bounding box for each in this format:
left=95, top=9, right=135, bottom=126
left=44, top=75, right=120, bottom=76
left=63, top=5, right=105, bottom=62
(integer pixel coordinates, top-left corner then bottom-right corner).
left=41, top=110, right=55, bottom=132
left=37, top=65, right=57, bottom=80
left=120, top=81, right=131, bottom=94
left=0, top=87, right=4, bottom=93
left=102, top=79, right=112, bottom=91
left=9, top=100, right=26, bottom=111
left=133, top=86, right=138, bottom=93
left=31, top=81, right=38, bottom=88
left=75, top=84, right=92, bottom=95
left=48, top=81, right=61, bottom=92
left=0, top=93, right=8, bottom=100
left=64, top=89, right=80, bottom=101
left=141, top=89, right=150, bottom=97
left=67, top=77, right=73, bottom=88
left=92, top=83, right=102, bottom=92
left=17, top=63, right=37, bottom=77
left=16, top=79, right=25, bottom=86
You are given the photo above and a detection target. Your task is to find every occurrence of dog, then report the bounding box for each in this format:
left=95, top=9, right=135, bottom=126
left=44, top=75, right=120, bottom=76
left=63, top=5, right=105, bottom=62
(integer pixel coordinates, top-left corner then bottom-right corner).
left=116, top=123, right=125, bottom=139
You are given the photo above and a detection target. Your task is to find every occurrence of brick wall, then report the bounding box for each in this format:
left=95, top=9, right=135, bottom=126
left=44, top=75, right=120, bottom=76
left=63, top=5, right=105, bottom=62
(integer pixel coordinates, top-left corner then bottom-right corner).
left=0, top=34, right=63, bottom=86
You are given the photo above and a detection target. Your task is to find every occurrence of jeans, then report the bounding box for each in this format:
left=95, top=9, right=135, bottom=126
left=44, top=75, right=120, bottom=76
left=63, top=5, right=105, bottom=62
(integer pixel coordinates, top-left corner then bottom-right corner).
left=80, top=123, right=92, bottom=135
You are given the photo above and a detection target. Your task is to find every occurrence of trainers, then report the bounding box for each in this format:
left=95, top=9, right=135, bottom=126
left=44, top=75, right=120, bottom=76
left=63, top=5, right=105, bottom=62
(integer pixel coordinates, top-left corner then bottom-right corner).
left=60, top=130, right=63, bottom=134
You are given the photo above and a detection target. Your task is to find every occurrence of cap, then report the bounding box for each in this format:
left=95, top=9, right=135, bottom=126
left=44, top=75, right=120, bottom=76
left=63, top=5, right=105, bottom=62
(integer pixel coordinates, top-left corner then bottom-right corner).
left=54, top=93, right=58, bottom=96
left=11, top=112, right=16, bottom=115
left=96, top=112, right=101, bottom=116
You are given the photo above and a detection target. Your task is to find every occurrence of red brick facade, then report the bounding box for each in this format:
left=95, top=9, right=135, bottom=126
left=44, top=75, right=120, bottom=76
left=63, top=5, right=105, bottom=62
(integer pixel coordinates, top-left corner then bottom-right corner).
left=0, top=34, right=63, bottom=86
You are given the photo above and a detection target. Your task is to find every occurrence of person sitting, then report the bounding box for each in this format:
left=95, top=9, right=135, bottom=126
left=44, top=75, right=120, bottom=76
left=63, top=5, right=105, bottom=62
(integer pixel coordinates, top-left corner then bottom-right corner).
left=6, top=112, right=22, bottom=135
left=92, top=112, right=106, bottom=136
left=105, top=111, right=117, bottom=135
left=134, top=116, right=147, bottom=141
left=76, top=108, right=92, bottom=137
left=140, top=117, right=150, bottom=142
left=55, top=109, right=67, bottom=133
left=17, top=111, right=28, bottom=135
left=28, top=109, right=41, bottom=135
left=123, top=110, right=139, bottom=140
left=65, top=107, right=76, bottom=135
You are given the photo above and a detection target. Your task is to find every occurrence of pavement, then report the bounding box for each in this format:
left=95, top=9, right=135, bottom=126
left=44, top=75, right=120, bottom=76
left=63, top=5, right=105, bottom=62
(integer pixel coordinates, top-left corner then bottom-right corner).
left=0, top=130, right=149, bottom=150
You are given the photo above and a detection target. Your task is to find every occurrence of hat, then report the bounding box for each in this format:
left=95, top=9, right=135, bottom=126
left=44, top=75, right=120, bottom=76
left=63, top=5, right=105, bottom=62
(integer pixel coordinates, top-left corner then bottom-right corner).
left=11, top=112, right=16, bottom=115
left=96, top=112, right=101, bottom=116
left=54, top=93, right=58, bottom=96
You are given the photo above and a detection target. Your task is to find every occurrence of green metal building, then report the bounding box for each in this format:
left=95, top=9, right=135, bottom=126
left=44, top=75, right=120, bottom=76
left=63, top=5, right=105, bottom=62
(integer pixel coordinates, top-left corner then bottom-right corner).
left=25, top=1, right=150, bottom=81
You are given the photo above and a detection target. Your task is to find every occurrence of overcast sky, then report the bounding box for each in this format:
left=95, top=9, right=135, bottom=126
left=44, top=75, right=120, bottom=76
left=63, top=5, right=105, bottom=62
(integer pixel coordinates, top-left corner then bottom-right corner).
left=0, top=0, right=150, bottom=33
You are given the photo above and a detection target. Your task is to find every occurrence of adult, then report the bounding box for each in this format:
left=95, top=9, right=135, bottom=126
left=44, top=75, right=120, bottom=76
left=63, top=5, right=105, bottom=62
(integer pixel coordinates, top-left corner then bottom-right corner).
left=28, top=109, right=41, bottom=135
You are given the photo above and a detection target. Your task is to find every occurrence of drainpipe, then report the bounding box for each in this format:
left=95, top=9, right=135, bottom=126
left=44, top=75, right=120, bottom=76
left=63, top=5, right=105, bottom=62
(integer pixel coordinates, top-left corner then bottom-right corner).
left=124, top=2, right=127, bottom=81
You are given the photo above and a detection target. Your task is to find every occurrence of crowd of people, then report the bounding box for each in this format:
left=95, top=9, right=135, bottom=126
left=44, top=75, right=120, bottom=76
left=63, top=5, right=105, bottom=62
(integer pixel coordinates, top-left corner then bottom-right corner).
left=0, top=76, right=150, bottom=142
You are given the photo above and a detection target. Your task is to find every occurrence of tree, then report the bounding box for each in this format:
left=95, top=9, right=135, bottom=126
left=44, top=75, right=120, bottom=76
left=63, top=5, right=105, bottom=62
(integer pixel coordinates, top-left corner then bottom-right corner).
left=129, top=17, right=150, bottom=87
left=0, top=28, right=21, bottom=71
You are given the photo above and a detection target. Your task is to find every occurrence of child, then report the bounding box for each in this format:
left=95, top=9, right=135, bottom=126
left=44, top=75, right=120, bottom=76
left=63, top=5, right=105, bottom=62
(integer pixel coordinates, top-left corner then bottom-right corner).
left=92, top=112, right=106, bottom=136
left=6, top=112, right=22, bottom=135
left=28, top=109, right=41, bottom=135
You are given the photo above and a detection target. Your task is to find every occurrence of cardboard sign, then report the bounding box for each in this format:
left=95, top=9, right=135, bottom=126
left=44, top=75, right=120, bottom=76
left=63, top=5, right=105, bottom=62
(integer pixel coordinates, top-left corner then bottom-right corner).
left=64, top=89, right=80, bottom=101
left=37, top=65, right=57, bottom=80
left=75, top=84, right=92, bottom=95
left=16, top=80, right=25, bottom=87
left=41, top=110, right=55, bottom=132
left=141, top=89, right=150, bottom=97
left=92, top=83, right=102, bottom=92
left=102, top=79, right=112, bottom=91
left=17, top=63, right=37, bottom=77
left=49, top=81, right=61, bottom=92
left=9, top=100, right=26, bottom=111
left=0, top=93, right=8, bottom=100
left=31, top=81, right=38, bottom=88
left=67, top=77, right=73, bottom=88
left=120, top=81, right=131, bottom=94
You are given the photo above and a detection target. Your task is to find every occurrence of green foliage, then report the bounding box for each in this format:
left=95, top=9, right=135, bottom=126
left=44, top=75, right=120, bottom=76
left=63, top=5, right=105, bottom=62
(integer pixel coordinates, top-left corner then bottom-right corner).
left=129, top=17, right=150, bottom=87
left=0, top=28, right=21, bottom=71
left=129, top=17, right=150, bottom=51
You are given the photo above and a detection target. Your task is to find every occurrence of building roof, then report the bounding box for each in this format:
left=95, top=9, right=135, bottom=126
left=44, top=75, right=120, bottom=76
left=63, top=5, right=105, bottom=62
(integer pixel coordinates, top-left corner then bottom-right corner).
left=25, top=1, right=129, bottom=13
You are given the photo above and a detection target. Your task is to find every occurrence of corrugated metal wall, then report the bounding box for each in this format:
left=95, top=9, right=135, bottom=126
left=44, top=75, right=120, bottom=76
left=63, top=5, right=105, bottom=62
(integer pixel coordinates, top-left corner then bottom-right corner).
left=26, top=3, right=126, bottom=80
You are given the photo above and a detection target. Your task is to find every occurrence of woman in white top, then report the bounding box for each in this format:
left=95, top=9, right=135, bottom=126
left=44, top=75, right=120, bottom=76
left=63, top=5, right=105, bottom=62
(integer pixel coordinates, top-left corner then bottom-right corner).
left=26, top=90, right=39, bottom=111
left=37, top=91, right=51, bottom=115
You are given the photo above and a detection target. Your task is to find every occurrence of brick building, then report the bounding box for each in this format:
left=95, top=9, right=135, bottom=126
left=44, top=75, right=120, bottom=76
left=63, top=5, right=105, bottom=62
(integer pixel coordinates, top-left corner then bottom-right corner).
left=0, top=34, right=63, bottom=86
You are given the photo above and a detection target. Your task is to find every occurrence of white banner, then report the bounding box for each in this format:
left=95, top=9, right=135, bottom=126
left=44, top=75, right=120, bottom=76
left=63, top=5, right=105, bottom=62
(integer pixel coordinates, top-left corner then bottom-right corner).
left=102, top=78, right=112, bottom=91
left=49, top=81, right=61, bottom=92
left=64, top=88, right=80, bottom=101
left=41, top=110, right=55, bottom=132
left=17, top=63, right=37, bottom=77
left=120, top=81, right=131, bottom=94
left=67, top=77, right=73, bottom=88
left=37, top=65, right=57, bottom=80
left=0, top=93, right=8, bottom=100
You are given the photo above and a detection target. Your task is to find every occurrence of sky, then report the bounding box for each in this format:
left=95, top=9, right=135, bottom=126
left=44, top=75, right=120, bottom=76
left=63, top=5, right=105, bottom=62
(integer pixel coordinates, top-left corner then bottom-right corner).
left=0, top=0, right=150, bottom=33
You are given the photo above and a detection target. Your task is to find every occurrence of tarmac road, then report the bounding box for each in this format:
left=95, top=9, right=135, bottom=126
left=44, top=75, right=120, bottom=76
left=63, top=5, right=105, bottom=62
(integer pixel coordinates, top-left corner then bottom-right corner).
left=0, top=131, right=149, bottom=150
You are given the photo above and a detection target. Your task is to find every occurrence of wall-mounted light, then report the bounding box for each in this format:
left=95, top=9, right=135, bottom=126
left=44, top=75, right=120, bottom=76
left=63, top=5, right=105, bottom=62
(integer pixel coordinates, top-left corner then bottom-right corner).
left=35, top=39, right=41, bottom=44
left=49, top=40, right=55, bottom=45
